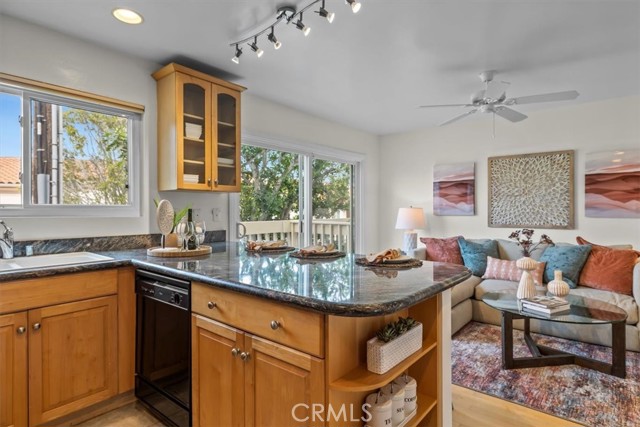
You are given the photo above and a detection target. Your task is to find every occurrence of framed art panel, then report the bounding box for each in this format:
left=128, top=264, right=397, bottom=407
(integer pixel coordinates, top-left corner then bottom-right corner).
left=585, top=149, right=640, bottom=218
left=488, top=150, right=574, bottom=229
left=433, top=162, right=475, bottom=215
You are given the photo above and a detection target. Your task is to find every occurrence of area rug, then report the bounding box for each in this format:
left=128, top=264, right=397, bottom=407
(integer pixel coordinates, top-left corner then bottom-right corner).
left=452, top=322, right=640, bottom=427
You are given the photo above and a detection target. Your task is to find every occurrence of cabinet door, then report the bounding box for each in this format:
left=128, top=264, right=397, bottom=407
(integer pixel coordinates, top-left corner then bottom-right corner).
left=28, top=296, right=118, bottom=426
left=0, top=312, right=28, bottom=427
left=212, top=86, right=241, bottom=192
left=192, top=315, right=244, bottom=427
left=244, top=335, right=325, bottom=427
left=176, top=72, right=212, bottom=190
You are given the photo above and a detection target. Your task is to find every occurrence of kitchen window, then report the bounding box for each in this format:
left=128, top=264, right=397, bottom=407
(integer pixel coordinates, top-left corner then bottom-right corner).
left=0, top=76, right=142, bottom=216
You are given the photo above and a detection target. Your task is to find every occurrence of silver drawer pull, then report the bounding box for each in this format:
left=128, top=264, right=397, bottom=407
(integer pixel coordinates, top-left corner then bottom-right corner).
left=240, top=351, right=250, bottom=361
left=16, top=326, right=26, bottom=335
left=270, top=320, right=280, bottom=330
left=207, top=301, right=217, bottom=309
left=32, top=323, right=41, bottom=331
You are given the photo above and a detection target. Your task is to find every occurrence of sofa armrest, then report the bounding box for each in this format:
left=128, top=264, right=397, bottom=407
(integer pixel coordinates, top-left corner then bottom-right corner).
left=410, top=247, right=427, bottom=260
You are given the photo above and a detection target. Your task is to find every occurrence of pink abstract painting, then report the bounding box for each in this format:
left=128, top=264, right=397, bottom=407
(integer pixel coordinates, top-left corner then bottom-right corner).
left=433, top=162, right=475, bottom=216
left=585, top=150, right=640, bottom=218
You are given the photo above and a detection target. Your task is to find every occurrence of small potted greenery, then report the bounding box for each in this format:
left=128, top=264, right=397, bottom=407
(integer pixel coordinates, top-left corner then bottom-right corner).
left=367, top=317, right=423, bottom=374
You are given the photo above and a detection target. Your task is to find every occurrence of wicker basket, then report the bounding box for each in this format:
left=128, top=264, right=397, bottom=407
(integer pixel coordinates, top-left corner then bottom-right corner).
left=366, top=323, right=423, bottom=374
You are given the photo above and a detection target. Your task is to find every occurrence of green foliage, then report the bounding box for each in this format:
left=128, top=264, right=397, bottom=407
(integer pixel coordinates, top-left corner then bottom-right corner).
left=240, top=146, right=351, bottom=221
left=61, top=108, right=128, bottom=205
left=375, top=317, right=418, bottom=343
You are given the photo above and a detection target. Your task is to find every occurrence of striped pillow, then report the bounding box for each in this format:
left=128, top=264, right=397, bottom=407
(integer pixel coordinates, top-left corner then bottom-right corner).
left=482, top=256, right=546, bottom=285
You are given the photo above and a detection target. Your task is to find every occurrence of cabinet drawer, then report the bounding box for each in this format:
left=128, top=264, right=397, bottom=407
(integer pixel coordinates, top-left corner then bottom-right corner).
left=192, top=282, right=324, bottom=357
left=0, top=270, right=118, bottom=314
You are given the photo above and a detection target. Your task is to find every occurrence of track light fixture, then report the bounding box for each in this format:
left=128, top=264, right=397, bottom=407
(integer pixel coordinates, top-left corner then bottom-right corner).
left=248, top=36, right=264, bottom=57
left=230, top=1, right=363, bottom=64
left=295, top=12, right=311, bottom=36
left=267, top=27, right=282, bottom=49
left=346, top=0, right=361, bottom=13
left=317, top=0, right=335, bottom=23
left=231, top=45, right=242, bottom=64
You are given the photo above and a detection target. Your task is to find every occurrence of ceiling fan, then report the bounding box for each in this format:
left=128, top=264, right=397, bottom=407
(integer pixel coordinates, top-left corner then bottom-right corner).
left=419, top=70, right=579, bottom=126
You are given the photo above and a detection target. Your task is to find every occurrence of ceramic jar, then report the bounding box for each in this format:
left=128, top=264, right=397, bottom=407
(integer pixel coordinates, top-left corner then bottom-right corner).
left=548, top=270, right=570, bottom=297
left=516, top=257, right=537, bottom=300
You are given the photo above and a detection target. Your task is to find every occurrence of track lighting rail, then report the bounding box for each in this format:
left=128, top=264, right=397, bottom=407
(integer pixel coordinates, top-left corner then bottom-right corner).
left=229, top=0, right=361, bottom=63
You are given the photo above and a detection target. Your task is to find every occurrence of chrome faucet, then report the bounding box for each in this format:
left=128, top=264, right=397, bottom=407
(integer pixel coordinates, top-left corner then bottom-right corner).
left=0, top=220, right=14, bottom=259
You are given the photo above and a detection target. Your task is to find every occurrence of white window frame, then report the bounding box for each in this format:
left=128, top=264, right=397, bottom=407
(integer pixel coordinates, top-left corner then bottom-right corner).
left=0, top=82, right=142, bottom=217
left=229, top=131, right=365, bottom=253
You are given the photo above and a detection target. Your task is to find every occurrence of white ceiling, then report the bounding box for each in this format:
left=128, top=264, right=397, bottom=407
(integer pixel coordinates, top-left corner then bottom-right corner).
left=1, top=0, right=639, bottom=135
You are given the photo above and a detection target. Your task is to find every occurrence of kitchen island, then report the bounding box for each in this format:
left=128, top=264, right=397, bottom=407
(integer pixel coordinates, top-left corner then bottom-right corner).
left=0, top=243, right=470, bottom=427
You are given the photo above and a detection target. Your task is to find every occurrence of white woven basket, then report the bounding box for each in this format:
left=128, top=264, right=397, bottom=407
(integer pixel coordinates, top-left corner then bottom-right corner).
left=366, top=323, right=423, bottom=374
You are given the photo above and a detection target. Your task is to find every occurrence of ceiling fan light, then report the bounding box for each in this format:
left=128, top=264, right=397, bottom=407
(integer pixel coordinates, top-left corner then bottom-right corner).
left=346, top=0, right=361, bottom=13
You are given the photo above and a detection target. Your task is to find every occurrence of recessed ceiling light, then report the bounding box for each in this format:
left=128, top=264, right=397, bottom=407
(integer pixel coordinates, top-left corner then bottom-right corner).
left=612, top=159, right=622, bottom=163
left=112, top=8, right=144, bottom=25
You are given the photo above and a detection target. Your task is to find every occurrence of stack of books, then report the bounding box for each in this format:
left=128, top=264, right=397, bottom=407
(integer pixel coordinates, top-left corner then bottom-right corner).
left=521, top=295, right=570, bottom=316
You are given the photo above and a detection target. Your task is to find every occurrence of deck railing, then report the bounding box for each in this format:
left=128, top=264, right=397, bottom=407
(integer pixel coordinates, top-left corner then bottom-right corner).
left=242, top=219, right=352, bottom=252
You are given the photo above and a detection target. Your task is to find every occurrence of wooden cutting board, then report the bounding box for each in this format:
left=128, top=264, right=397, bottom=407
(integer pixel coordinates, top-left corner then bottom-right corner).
left=147, top=245, right=212, bottom=257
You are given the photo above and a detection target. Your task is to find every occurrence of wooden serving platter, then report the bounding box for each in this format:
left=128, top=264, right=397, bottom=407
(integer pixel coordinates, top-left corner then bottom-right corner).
left=147, top=245, right=212, bottom=257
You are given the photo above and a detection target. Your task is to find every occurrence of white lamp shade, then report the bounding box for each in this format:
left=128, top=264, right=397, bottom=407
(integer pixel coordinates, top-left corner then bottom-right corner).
left=395, top=207, right=426, bottom=230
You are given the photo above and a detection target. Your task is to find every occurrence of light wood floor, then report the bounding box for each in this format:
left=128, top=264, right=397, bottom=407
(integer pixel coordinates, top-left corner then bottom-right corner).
left=76, top=386, right=581, bottom=427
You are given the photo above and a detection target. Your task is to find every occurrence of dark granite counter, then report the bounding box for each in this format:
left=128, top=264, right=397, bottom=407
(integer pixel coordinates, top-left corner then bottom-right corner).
left=0, top=243, right=471, bottom=317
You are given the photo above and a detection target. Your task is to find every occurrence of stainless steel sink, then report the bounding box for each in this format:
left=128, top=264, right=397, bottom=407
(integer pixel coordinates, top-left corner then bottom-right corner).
left=0, top=252, right=114, bottom=271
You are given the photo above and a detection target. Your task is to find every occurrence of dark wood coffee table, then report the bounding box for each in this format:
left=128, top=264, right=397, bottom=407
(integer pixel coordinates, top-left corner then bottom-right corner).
left=481, top=292, right=628, bottom=378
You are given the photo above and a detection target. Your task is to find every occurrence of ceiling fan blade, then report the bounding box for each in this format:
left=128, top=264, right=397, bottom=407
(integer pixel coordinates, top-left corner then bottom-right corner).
left=494, top=106, right=528, bottom=122
left=439, top=109, right=477, bottom=126
left=508, top=90, right=579, bottom=105
left=484, top=80, right=509, bottom=101
left=418, top=103, right=473, bottom=108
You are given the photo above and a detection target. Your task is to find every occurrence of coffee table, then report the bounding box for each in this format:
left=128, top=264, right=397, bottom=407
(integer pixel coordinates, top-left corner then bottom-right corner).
left=481, top=292, right=628, bottom=378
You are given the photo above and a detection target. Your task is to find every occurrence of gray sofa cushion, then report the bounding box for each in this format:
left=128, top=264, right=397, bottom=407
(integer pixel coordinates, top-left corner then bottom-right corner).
left=451, top=276, right=482, bottom=307
left=496, top=239, right=549, bottom=261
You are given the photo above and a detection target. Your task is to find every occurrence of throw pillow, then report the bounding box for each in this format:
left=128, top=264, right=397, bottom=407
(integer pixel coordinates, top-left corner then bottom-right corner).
left=457, top=237, right=499, bottom=276
left=419, top=236, right=463, bottom=264
left=576, top=236, right=640, bottom=295
left=482, top=256, right=546, bottom=285
left=539, top=245, right=592, bottom=289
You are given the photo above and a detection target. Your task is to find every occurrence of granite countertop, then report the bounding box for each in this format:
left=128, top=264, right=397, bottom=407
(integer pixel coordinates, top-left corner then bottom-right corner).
left=0, top=243, right=471, bottom=317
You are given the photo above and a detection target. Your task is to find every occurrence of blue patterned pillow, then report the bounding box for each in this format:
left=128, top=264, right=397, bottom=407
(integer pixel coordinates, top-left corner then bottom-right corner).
left=539, top=245, right=592, bottom=288
left=457, top=238, right=499, bottom=276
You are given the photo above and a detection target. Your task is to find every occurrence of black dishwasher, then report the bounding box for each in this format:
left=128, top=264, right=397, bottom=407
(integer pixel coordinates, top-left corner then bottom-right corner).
left=135, top=269, right=191, bottom=427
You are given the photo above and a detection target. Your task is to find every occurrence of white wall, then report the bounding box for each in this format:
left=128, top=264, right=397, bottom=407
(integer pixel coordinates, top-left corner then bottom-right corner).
left=0, top=14, right=380, bottom=247
left=378, top=96, right=640, bottom=249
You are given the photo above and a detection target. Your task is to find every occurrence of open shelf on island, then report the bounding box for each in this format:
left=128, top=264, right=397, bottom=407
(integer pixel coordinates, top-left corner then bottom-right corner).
left=330, top=340, right=437, bottom=392
left=405, top=393, right=437, bottom=427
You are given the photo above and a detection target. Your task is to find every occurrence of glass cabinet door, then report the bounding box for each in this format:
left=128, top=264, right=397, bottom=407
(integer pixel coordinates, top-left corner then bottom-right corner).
left=177, top=74, right=211, bottom=190
left=213, top=87, right=240, bottom=191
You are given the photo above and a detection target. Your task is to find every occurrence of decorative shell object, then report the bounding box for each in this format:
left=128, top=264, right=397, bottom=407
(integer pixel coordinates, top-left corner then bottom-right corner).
left=516, top=257, right=537, bottom=300
left=548, top=270, right=570, bottom=297
left=516, top=256, right=538, bottom=271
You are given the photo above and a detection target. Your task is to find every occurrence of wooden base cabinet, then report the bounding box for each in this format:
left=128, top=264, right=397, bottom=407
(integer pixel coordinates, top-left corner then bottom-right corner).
left=0, top=312, right=28, bottom=427
left=192, top=315, right=324, bottom=427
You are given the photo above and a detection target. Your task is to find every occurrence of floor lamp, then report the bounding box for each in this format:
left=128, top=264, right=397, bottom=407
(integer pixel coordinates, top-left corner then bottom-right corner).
left=395, top=207, right=426, bottom=254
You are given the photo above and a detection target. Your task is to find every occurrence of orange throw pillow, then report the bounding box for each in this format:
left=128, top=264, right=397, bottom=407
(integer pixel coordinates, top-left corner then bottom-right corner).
left=576, top=237, right=640, bottom=295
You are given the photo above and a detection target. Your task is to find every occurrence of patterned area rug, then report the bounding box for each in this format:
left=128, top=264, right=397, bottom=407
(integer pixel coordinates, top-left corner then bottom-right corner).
left=452, top=322, right=640, bottom=427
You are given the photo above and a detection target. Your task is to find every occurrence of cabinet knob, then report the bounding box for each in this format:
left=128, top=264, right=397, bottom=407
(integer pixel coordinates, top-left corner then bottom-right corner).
left=207, top=301, right=217, bottom=309
left=207, top=179, right=212, bottom=187
left=16, top=326, right=26, bottom=335
left=231, top=348, right=240, bottom=357
left=32, top=323, right=41, bottom=331
left=214, top=179, right=219, bottom=187
left=240, top=351, right=250, bottom=361
left=270, top=320, right=281, bottom=330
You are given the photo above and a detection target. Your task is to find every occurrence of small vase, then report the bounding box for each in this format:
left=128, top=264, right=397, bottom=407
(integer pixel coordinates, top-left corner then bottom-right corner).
left=548, top=270, right=570, bottom=297
left=164, top=232, right=179, bottom=248
left=516, top=257, right=537, bottom=300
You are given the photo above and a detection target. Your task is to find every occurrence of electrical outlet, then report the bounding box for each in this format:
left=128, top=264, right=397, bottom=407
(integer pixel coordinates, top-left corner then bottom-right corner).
left=212, top=208, right=221, bottom=221
left=193, top=208, right=202, bottom=220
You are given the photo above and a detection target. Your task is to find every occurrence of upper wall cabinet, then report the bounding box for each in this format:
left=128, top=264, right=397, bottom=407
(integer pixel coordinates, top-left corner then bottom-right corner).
left=153, top=63, right=246, bottom=192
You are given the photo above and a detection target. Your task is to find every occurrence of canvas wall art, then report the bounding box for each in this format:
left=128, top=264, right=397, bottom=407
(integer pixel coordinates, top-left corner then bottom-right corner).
left=488, top=150, right=574, bottom=229
left=433, top=162, right=475, bottom=216
left=585, top=149, right=640, bottom=218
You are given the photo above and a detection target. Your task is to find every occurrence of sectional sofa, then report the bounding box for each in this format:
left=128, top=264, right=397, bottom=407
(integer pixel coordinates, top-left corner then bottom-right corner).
left=412, top=238, right=640, bottom=352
